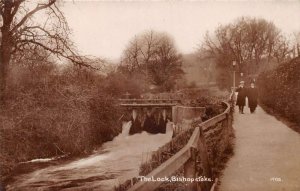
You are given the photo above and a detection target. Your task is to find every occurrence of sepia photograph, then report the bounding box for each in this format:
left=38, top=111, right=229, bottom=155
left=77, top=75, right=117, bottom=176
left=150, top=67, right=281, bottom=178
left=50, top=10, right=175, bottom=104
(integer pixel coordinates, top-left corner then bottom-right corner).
left=0, top=0, right=300, bottom=190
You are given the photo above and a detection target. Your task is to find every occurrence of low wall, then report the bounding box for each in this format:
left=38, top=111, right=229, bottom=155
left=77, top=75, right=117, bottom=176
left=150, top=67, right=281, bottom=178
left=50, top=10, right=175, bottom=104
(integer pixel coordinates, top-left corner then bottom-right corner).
left=172, top=106, right=206, bottom=124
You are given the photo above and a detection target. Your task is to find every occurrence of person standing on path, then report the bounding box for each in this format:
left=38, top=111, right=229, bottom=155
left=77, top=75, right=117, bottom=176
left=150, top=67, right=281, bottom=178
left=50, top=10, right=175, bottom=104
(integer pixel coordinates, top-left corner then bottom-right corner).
left=236, top=81, right=247, bottom=114
left=247, top=82, right=258, bottom=113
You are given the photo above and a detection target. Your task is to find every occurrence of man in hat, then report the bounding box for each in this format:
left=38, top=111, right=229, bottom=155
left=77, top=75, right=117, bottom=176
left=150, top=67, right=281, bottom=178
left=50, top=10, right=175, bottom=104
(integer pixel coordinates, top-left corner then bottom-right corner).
left=236, top=81, right=247, bottom=114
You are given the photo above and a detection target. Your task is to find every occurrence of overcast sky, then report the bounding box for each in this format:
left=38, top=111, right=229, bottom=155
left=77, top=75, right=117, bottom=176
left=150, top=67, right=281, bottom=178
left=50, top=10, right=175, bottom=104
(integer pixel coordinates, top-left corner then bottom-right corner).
left=62, top=0, right=300, bottom=61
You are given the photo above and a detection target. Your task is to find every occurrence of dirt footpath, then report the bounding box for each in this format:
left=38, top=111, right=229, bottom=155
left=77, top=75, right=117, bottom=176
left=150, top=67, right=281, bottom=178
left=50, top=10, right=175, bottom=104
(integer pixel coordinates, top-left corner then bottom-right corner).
left=219, top=105, right=300, bottom=191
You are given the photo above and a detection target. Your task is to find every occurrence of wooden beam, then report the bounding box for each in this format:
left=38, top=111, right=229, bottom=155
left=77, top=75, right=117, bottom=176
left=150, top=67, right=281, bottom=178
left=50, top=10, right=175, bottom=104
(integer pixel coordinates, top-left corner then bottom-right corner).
left=128, top=127, right=200, bottom=191
left=201, top=113, right=226, bottom=131
left=128, top=147, right=192, bottom=191
left=119, top=99, right=181, bottom=102
left=120, top=103, right=177, bottom=107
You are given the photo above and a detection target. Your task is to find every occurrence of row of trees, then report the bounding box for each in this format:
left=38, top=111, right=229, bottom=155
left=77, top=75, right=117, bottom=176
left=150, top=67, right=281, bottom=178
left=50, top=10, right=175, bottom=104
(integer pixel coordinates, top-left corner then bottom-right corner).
left=200, top=17, right=299, bottom=88
left=1, top=1, right=184, bottom=102
left=2, top=1, right=299, bottom=97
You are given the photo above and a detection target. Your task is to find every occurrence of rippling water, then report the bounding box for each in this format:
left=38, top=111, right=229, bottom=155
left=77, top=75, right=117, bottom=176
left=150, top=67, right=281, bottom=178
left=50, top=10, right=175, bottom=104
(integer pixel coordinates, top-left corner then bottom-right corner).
left=6, top=122, right=173, bottom=191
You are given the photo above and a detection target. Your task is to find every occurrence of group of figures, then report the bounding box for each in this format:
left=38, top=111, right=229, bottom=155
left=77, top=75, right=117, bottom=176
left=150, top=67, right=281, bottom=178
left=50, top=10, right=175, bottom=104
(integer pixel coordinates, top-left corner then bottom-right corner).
left=236, top=81, right=259, bottom=114
left=129, top=109, right=170, bottom=135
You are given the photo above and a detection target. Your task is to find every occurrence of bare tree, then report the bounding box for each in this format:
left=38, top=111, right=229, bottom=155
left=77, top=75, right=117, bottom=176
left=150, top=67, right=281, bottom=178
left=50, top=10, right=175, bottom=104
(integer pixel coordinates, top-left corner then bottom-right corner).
left=202, top=17, right=291, bottom=77
left=120, top=30, right=183, bottom=91
left=121, top=36, right=142, bottom=74
left=0, top=0, right=92, bottom=103
left=273, top=35, right=291, bottom=63
left=292, top=32, right=300, bottom=57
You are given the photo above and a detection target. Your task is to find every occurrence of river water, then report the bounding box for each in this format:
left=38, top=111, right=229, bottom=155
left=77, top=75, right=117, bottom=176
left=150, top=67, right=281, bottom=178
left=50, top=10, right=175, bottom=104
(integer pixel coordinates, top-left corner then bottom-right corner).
left=6, top=122, right=173, bottom=191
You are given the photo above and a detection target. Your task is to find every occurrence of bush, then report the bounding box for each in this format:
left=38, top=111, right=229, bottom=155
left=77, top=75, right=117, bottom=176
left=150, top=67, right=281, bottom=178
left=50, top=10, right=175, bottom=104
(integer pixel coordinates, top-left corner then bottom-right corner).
left=257, top=57, right=300, bottom=126
left=103, top=71, right=145, bottom=98
left=0, top=63, right=123, bottom=181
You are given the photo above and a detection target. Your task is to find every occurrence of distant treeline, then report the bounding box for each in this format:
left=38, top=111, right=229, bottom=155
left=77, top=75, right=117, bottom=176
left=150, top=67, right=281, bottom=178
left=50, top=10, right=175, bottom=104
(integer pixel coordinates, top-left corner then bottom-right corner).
left=257, top=57, right=300, bottom=126
left=200, top=17, right=300, bottom=90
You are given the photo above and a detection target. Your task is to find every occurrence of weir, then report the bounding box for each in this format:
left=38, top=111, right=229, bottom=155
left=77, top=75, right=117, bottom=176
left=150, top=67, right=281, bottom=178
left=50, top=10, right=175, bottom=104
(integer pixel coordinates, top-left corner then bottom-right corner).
left=119, top=99, right=206, bottom=135
left=119, top=99, right=180, bottom=134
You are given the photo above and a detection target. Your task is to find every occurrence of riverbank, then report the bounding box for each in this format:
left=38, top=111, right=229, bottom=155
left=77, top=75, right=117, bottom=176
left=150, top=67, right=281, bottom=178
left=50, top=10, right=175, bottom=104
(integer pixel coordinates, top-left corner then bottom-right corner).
left=0, top=99, right=123, bottom=185
left=4, top=154, right=76, bottom=186
left=4, top=122, right=174, bottom=191
left=0, top=64, right=125, bottom=184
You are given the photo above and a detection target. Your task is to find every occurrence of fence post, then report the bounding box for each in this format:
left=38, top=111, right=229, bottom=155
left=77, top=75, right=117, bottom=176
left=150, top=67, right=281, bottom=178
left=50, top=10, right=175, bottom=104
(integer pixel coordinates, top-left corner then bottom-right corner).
left=184, top=147, right=197, bottom=191
left=223, top=114, right=230, bottom=149
left=198, top=126, right=213, bottom=191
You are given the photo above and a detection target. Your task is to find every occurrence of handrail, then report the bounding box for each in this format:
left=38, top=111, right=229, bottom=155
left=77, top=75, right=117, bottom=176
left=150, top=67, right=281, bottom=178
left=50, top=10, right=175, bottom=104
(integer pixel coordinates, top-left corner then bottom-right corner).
left=120, top=103, right=177, bottom=106
left=128, top=99, right=232, bottom=191
left=119, top=99, right=181, bottom=102
left=129, top=128, right=200, bottom=191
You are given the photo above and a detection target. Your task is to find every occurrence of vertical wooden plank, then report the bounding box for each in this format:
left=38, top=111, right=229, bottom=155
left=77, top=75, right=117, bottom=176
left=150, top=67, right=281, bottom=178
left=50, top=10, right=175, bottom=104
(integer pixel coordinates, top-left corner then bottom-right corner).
left=222, top=117, right=229, bottom=152
left=198, top=126, right=213, bottom=191
left=184, top=148, right=197, bottom=191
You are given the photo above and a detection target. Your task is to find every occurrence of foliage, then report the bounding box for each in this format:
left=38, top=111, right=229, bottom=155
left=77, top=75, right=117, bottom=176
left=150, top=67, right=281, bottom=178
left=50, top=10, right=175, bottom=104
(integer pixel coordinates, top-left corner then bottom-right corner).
left=257, top=57, right=300, bottom=126
left=103, top=70, right=145, bottom=98
left=178, top=88, right=227, bottom=120
left=0, top=61, right=124, bottom=181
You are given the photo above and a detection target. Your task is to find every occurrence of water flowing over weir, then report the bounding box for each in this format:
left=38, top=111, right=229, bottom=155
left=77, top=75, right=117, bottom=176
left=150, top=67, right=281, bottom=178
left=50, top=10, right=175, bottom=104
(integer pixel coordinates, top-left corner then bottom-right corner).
left=6, top=122, right=173, bottom=191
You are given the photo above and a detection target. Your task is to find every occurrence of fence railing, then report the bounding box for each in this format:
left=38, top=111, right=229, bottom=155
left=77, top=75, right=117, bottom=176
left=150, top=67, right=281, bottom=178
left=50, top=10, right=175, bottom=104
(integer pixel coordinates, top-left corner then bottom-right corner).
left=119, top=99, right=181, bottom=104
left=128, top=97, right=234, bottom=191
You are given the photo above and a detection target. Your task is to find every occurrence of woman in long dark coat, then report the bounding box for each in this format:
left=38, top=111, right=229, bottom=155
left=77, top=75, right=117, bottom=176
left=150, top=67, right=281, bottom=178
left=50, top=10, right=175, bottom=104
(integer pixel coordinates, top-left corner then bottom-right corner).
left=236, top=81, right=247, bottom=114
left=247, top=82, right=258, bottom=113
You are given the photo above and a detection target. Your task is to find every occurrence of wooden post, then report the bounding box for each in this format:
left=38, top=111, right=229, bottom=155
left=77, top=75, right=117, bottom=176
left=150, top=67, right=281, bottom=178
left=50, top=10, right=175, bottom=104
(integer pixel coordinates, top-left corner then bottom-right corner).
left=226, top=112, right=233, bottom=140
left=223, top=115, right=229, bottom=150
left=198, top=126, right=213, bottom=191
left=184, top=147, right=197, bottom=191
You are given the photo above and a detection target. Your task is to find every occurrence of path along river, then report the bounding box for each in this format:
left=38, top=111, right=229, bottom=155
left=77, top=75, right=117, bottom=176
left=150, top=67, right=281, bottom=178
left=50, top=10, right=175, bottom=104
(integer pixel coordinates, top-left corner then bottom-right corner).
left=6, top=122, right=173, bottom=191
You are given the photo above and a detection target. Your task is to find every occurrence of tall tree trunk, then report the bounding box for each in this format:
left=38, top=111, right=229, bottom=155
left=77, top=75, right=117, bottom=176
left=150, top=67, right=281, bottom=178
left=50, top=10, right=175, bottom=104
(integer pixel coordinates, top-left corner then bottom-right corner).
left=0, top=30, right=12, bottom=105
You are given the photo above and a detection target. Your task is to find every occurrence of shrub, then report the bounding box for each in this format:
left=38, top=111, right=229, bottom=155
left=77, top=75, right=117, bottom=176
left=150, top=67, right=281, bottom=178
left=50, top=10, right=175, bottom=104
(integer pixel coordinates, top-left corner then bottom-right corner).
left=257, top=57, right=300, bottom=126
left=0, top=63, right=123, bottom=181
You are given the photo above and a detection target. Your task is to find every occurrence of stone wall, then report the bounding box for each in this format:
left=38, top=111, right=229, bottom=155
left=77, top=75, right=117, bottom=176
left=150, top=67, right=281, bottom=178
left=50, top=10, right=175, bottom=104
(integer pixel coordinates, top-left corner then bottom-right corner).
left=172, top=106, right=206, bottom=124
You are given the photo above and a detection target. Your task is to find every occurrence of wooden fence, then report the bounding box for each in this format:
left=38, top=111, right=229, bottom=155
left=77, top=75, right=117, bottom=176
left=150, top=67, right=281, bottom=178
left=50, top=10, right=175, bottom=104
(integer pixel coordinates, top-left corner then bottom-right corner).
left=128, top=98, right=234, bottom=191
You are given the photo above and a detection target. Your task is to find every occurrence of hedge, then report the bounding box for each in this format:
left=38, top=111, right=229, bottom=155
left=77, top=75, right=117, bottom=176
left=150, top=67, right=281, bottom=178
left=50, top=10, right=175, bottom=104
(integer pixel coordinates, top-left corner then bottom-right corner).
left=257, top=57, right=300, bottom=126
